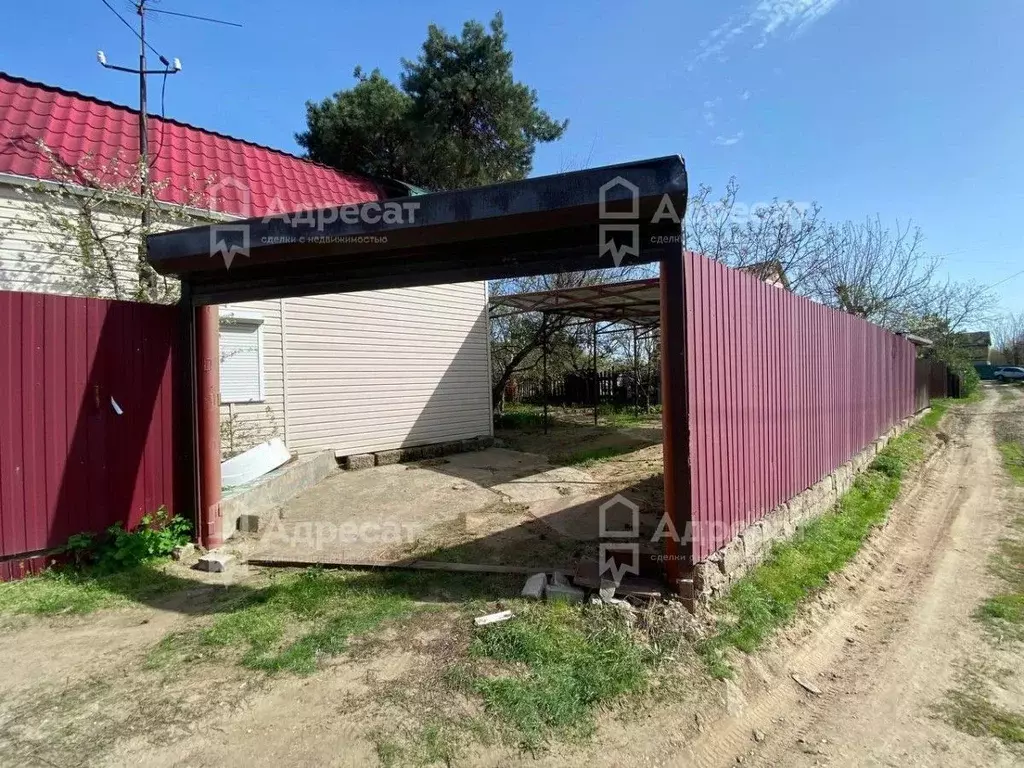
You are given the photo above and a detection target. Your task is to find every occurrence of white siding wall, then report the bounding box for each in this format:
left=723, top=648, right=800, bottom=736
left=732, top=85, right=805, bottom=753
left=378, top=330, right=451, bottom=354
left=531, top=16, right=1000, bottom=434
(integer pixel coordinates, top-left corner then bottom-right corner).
left=1, top=181, right=494, bottom=459
left=282, top=283, right=492, bottom=456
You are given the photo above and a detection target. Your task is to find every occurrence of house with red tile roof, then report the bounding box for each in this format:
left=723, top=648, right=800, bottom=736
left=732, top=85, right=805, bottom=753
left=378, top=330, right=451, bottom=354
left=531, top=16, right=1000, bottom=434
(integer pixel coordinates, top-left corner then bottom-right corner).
left=0, top=72, right=492, bottom=468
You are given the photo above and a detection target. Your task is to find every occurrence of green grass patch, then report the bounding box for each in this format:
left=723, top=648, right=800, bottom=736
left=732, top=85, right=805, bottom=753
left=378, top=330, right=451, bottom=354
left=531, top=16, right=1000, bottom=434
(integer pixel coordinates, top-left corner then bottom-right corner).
left=465, top=601, right=655, bottom=750
left=937, top=687, right=1024, bottom=745
left=998, top=442, right=1024, bottom=486
left=495, top=407, right=548, bottom=430
left=0, top=563, right=193, bottom=616
left=700, top=425, right=933, bottom=678
left=149, top=568, right=518, bottom=675
left=550, top=444, right=639, bottom=466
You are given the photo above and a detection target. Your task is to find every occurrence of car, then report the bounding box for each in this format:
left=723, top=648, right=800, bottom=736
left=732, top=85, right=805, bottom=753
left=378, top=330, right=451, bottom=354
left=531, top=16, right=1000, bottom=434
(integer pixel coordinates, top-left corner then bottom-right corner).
left=995, top=366, right=1024, bottom=382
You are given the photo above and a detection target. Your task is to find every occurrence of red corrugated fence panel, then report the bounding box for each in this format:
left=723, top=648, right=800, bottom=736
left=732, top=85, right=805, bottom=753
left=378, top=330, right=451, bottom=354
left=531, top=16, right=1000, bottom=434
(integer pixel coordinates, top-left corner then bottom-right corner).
left=684, top=252, right=917, bottom=562
left=0, top=291, right=179, bottom=577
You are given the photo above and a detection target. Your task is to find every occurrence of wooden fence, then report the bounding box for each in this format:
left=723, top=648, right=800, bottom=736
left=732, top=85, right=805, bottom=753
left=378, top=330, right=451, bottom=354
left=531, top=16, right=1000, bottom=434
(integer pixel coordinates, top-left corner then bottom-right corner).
left=0, top=292, right=180, bottom=579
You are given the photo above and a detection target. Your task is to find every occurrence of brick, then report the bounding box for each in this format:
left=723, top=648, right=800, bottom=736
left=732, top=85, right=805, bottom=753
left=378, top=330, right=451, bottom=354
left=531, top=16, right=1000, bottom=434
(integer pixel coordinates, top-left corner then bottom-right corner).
left=236, top=514, right=261, bottom=534
left=374, top=449, right=402, bottom=466
left=344, top=453, right=374, bottom=470
left=521, top=572, right=546, bottom=599
left=196, top=552, right=234, bottom=573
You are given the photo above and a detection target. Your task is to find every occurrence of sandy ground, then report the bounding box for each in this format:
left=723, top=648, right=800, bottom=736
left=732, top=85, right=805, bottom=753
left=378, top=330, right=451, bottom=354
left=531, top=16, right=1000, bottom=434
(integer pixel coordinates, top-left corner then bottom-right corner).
left=1, top=389, right=1021, bottom=767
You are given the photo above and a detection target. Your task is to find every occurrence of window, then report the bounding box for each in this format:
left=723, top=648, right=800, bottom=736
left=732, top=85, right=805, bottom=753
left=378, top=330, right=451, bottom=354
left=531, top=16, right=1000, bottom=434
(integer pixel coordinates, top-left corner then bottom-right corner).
left=219, top=309, right=265, bottom=403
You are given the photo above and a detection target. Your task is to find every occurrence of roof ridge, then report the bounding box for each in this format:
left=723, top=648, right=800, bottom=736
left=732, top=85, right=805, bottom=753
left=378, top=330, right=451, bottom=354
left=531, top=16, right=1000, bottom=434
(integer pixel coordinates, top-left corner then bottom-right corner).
left=0, top=70, right=344, bottom=177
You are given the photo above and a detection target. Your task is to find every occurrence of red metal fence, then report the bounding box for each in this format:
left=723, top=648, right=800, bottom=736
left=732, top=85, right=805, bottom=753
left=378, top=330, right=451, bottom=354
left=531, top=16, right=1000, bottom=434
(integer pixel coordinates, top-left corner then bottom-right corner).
left=0, top=291, right=180, bottom=579
left=684, top=252, right=917, bottom=562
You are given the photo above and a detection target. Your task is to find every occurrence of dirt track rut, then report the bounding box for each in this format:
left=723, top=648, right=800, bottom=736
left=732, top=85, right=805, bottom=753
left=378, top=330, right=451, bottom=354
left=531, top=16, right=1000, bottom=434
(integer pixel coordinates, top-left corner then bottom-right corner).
left=679, top=388, right=1023, bottom=767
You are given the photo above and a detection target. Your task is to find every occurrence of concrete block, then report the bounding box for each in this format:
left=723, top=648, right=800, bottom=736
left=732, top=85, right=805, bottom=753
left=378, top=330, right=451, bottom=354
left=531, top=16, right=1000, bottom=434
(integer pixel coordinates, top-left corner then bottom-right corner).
left=196, top=552, right=234, bottom=573
left=345, top=453, right=374, bottom=470
left=236, top=514, right=261, bottom=534
left=721, top=542, right=746, bottom=578
left=740, top=523, right=764, bottom=561
left=374, top=449, right=402, bottom=466
left=521, top=572, right=546, bottom=599
left=171, top=543, right=195, bottom=561
left=694, top=562, right=725, bottom=597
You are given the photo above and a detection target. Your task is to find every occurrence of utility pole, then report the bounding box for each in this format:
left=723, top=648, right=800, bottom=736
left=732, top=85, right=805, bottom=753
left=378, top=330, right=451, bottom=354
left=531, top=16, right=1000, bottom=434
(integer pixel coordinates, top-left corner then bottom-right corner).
left=97, top=0, right=180, bottom=298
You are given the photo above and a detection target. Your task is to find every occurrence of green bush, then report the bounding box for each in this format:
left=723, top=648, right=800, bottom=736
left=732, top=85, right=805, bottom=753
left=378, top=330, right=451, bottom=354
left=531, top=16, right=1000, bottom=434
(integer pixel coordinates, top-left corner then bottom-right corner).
left=61, top=507, right=191, bottom=573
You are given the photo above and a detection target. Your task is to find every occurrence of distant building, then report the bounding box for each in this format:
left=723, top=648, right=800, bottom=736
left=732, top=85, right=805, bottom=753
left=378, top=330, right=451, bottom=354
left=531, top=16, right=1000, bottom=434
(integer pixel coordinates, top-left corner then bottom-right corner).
left=950, top=331, right=992, bottom=364
left=739, top=260, right=791, bottom=290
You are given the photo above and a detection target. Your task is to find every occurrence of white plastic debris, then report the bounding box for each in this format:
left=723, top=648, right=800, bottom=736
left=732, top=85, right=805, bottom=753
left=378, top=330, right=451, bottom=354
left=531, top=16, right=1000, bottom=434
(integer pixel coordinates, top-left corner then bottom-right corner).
left=474, top=610, right=513, bottom=627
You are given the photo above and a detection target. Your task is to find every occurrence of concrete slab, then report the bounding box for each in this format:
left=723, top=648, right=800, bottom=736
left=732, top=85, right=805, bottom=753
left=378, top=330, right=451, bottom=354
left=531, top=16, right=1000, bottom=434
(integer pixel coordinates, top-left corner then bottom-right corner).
left=251, top=447, right=609, bottom=570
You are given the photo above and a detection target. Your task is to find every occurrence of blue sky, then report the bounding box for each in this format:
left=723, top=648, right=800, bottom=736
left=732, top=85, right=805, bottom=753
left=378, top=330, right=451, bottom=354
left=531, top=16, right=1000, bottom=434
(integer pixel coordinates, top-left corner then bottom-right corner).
left=2, top=0, right=1021, bottom=314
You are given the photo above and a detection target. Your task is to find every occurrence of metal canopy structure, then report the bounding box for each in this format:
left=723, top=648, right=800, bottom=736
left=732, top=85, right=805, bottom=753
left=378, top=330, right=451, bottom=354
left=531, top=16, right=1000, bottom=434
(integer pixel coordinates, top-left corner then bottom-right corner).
left=148, top=156, right=688, bottom=305
left=490, top=278, right=663, bottom=432
left=146, top=155, right=692, bottom=593
left=491, top=277, right=661, bottom=326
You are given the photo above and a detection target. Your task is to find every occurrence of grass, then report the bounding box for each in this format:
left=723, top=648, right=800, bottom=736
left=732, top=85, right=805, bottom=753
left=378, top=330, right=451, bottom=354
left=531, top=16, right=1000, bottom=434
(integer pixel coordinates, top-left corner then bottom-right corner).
left=462, top=601, right=656, bottom=750
left=700, top=414, right=936, bottom=678
left=998, top=442, right=1024, bottom=486
left=550, top=444, right=640, bottom=466
left=937, top=687, right=1024, bottom=744
left=148, top=568, right=520, bottom=675
left=0, top=563, right=192, bottom=616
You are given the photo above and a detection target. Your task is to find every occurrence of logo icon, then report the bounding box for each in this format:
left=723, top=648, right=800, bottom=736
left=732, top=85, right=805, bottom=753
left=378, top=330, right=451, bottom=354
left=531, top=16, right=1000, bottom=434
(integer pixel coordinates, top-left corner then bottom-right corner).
left=598, top=493, right=640, bottom=581
left=598, top=176, right=640, bottom=266
left=207, top=176, right=253, bottom=269
left=210, top=224, right=250, bottom=269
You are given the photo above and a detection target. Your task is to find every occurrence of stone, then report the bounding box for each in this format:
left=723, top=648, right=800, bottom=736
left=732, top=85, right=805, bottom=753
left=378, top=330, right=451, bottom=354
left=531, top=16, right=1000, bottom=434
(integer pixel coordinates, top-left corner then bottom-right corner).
left=740, top=523, right=764, bottom=561
left=236, top=514, right=260, bottom=534
left=196, top=552, right=234, bottom=573
left=521, top=573, right=546, bottom=599
left=344, top=453, right=374, bottom=470
left=374, top=449, right=402, bottom=466
left=171, top=543, right=195, bottom=561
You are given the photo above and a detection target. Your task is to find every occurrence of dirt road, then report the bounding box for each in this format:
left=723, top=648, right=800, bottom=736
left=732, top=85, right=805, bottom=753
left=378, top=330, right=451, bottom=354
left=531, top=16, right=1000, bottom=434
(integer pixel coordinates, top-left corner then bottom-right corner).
left=679, top=386, right=1024, bottom=767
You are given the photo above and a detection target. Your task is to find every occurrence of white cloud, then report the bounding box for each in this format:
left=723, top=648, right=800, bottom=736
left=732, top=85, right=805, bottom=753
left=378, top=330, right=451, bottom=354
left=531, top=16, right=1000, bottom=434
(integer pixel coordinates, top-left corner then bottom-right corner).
left=715, top=131, right=745, bottom=147
left=740, top=90, right=752, bottom=100
left=691, top=0, right=844, bottom=68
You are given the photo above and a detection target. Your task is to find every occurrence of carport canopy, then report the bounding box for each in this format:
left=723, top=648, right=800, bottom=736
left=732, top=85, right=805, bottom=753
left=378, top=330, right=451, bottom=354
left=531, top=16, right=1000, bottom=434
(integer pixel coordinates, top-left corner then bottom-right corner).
left=147, top=156, right=688, bottom=305
left=145, top=155, right=693, bottom=590
left=490, top=277, right=661, bottom=327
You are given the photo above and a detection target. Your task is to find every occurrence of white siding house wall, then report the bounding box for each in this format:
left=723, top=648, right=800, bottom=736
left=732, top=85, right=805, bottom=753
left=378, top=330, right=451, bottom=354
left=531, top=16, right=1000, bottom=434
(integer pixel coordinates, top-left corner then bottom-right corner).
left=1, top=180, right=493, bottom=460
left=282, top=283, right=492, bottom=456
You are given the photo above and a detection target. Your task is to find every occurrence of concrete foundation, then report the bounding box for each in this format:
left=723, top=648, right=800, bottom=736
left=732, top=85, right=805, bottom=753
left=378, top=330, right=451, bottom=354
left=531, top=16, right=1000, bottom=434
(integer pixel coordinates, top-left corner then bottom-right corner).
left=691, top=411, right=927, bottom=604
left=220, top=450, right=337, bottom=541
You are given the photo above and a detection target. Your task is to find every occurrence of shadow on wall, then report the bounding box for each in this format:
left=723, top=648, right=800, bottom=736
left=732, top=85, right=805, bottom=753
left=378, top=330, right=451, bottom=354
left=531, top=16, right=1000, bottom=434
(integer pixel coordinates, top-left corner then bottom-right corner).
left=0, top=292, right=179, bottom=577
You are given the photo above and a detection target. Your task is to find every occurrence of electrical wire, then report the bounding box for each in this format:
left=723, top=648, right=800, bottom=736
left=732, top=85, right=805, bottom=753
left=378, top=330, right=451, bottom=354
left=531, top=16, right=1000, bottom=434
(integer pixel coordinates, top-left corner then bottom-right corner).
left=98, top=0, right=165, bottom=60
left=147, top=7, right=242, bottom=27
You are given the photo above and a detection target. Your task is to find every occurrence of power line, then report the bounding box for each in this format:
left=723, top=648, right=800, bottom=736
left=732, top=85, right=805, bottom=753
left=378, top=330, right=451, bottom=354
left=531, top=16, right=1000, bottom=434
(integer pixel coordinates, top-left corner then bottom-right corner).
left=148, top=7, right=242, bottom=27
left=98, top=0, right=165, bottom=60
left=987, top=268, right=1024, bottom=290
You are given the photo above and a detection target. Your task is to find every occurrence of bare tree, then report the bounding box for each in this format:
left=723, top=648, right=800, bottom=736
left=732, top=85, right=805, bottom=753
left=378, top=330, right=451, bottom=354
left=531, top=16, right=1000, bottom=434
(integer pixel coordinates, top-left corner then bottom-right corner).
left=685, top=178, right=826, bottom=291
left=993, top=312, right=1024, bottom=365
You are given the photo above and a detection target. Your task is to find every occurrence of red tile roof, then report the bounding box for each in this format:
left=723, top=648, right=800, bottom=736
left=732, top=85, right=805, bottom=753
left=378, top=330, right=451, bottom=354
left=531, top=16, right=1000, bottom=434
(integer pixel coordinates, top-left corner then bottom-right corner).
left=0, top=72, right=382, bottom=217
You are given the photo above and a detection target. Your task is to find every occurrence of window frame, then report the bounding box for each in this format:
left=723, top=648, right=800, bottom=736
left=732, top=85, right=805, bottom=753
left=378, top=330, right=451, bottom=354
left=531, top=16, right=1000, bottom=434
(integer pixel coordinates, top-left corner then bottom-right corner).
left=218, top=308, right=266, bottom=404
